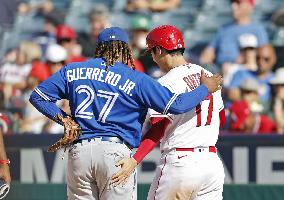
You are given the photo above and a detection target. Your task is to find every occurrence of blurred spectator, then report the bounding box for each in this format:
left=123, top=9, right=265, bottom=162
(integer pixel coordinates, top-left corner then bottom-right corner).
left=41, top=43, right=68, bottom=134
left=78, top=5, right=111, bottom=58
left=239, top=78, right=263, bottom=113
left=130, top=15, right=153, bottom=73
left=223, top=33, right=258, bottom=87
left=0, top=0, right=19, bottom=27
left=227, top=44, right=276, bottom=105
left=200, top=0, right=268, bottom=66
left=237, top=33, right=258, bottom=71
left=18, top=0, right=62, bottom=17
left=19, top=62, right=50, bottom=134
left=56, top=24, right=86, bottom=63
left=129, top=15, right=163, bottom=77
left=0, top=41, right=42, bottom=106
left=126, top=0, right=181, bottom=13
left=229, top=100, right=276, bottom=134
left=45, top=43, right=67, bottom=74
left=0, top=41, right=44, bottom=133
left=272, top=5, right=284, bottom=26
left=270, top=68, right=284, bottom=134
left=2, top=48, right=17, bottom=63
left=32, top=10, right=64, bottom=55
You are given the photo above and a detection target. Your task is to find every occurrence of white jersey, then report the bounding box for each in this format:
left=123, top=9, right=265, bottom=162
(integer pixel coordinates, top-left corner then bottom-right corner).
left=148, top=64, right=224, bottom=152
left=0, top=63, right=32, bottom=84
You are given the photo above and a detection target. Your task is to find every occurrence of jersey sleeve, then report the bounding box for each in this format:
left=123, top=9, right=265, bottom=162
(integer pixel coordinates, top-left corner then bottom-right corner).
left=148, top=108, right=174, bottom=122
left=35, top=66, right=68, bottom=101
left=147, top=75, right=187, bottom=121
left=30, top=66, right=69, bottom=122
left=136, top=75, right=209, bottom=115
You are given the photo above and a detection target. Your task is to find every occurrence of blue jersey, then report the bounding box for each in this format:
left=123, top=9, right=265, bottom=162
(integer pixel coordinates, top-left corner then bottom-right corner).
left=209, top=21, right=268, bottom=65
left=31, top=58, right=208, bottom=147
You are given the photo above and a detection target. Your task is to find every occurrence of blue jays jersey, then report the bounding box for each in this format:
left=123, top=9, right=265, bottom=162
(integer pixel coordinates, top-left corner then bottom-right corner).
left=33, top=58, right=208, bottom=147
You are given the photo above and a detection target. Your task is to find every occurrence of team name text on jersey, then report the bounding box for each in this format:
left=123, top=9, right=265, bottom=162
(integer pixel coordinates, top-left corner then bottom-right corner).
left=66, top=67, right=136, bottom=96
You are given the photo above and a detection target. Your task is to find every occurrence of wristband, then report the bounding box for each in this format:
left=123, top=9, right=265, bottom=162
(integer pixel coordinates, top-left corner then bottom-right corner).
left=0, top=160, right=10, bottom=165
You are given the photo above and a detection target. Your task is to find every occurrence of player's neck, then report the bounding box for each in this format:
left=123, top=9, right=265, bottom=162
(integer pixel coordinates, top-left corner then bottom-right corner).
left=164, top=56, right=187, bottom=72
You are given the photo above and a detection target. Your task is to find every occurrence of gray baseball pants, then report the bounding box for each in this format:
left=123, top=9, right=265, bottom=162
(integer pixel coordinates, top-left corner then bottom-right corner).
left=67, top=139, right=137, bottom=200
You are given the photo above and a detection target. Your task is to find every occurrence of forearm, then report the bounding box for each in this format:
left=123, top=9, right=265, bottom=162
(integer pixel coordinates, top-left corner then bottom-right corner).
left=166, top=84, right=208, bottom=114
left=133, top=118, right=170, bottom=164
left=29, top=91, right=68, bottom=123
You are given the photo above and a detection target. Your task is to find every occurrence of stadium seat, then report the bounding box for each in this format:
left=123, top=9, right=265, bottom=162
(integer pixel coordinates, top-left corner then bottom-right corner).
left=202, top=0, right=231, bottom=14
left=151, top=12, right=193, bottom=31
left=65, top=14, right=90, bottom=33
left=174, top=0, right=203, bottom=14
left=51, top=0, right=71, bottom=11
left=109, top=12, right=132, bottom=29
left=183, top=29, right=214, bottom=49
left=194, top=12, right=232, bottom=32
left=13, top=13, right=45, bottom=35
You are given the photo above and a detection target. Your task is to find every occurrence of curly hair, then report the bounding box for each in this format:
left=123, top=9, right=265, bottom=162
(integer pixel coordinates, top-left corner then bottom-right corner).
left=94, top=40, right=135, bottom=70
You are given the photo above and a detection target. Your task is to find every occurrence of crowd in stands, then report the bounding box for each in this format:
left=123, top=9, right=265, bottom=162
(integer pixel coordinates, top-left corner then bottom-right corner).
left=0, top=0, right=284, bottom=135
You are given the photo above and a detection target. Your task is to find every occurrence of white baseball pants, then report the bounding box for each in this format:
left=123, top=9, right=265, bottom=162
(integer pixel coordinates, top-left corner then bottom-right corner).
left=147, top=149, right=225, bottom=200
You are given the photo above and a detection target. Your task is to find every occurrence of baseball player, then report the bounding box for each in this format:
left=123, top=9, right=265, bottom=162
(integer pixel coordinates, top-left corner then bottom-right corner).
left=112, top=25, right=226, bottom=200
left=29, top=27, right=222, bottom=200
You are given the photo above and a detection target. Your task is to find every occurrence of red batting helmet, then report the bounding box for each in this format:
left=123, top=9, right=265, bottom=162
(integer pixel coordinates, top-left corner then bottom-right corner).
left=146, top=25, right=185, bottom=51
left=56, top=24, right=77, bottom=39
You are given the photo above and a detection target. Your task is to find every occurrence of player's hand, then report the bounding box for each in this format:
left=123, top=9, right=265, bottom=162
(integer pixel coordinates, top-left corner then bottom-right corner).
left=111, top=157, right=138, bottom=186
left=47, top=115, right=81, bottom=152
left=200, top=70, right=222, bottom=93
left=0, top=164, right=11, bottom=184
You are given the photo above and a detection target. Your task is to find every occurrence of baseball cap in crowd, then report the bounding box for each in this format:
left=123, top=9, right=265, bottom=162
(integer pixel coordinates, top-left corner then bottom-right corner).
left=239, top=34, right=258, bottom=49
left=231, top=0, right=255, bottom=6
left=131, top=15, right=151, bottom=31
left=269, top=68, right=284, bottom=85
left=56, top=24, right=77, bottom=40
left=97, top=27, right=129, bottom=43
left=46, top=44, right=67, bottom=63
left=30, top=62, right=50, bottom=81
left=240, top=78, right=259, bottom=92
left=230, top=101, right=250, bottom=130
